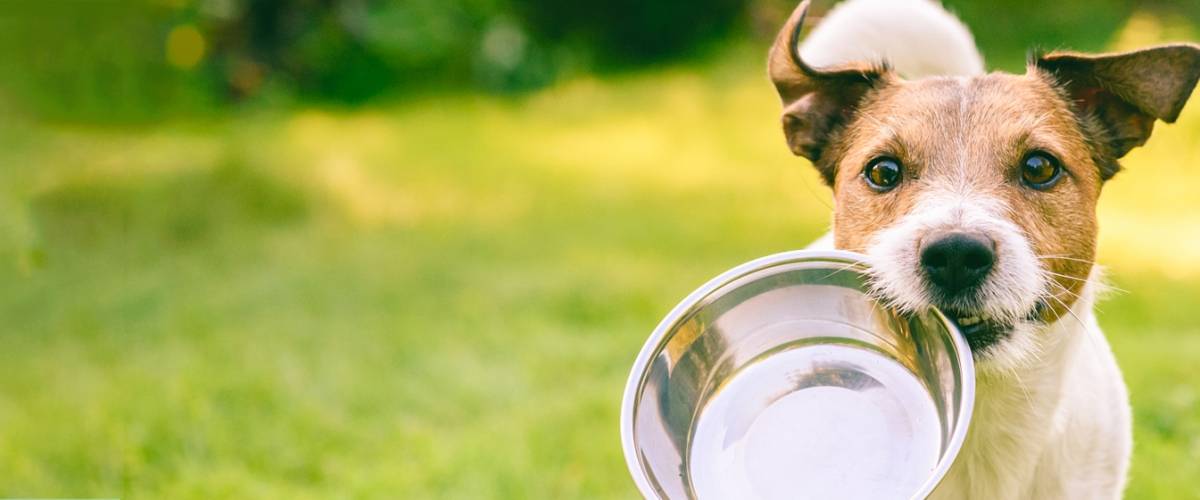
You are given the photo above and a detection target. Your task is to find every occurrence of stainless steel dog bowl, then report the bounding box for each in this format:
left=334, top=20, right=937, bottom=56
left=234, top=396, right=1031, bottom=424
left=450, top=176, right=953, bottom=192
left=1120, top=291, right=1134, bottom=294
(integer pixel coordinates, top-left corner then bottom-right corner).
left=621, top=250, right=974, bottom=499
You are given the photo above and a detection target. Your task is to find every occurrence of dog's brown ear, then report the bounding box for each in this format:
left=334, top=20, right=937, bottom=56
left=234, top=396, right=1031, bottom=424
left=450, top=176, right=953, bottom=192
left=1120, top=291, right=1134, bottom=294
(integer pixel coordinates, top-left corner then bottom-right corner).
left=769, top=0, right=887, bottom=184
left=1035, top=44, right=1200, bottom=164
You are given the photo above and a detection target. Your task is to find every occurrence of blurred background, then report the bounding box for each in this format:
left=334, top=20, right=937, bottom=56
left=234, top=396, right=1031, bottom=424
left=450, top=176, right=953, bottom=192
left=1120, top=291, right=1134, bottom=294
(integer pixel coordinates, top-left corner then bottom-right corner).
left=1, top=0, right=1198, bottom=497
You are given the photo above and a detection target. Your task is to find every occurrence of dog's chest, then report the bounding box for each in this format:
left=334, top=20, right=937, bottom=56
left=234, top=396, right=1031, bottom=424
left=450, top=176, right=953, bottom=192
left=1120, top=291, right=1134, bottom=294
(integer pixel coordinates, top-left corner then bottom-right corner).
left=929, top=372, right=1066, bottom=499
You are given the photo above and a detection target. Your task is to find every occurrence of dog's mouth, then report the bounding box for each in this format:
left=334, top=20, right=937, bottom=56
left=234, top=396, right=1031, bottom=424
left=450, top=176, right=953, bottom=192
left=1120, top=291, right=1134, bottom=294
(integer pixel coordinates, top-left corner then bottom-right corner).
left=943, top=309, right=1009, bottom=352
left=941, top=303, right=1046, bottom=353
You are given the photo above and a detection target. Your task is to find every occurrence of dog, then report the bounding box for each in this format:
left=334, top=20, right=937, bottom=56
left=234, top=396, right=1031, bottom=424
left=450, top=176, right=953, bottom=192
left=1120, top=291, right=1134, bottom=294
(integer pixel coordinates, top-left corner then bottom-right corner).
left=769, top=0, right=1200, bottom=498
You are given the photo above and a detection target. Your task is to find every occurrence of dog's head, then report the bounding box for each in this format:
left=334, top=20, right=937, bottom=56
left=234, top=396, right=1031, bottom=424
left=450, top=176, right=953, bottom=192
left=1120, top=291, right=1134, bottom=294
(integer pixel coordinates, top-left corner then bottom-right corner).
left=770, top=2, right=1200, bottom=364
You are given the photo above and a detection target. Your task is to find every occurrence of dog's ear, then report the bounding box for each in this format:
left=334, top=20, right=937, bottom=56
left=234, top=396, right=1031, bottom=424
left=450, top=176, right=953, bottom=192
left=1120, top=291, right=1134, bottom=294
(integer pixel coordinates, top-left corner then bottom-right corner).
left=769, top=0, right=887, bottom=184
left=1035, top=44, right=1200, bottom=167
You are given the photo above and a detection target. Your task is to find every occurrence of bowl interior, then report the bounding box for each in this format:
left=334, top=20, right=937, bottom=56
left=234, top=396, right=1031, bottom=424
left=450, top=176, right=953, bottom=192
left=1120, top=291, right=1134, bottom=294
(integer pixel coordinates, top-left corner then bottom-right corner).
left=622, top=250, right=974, bottom=499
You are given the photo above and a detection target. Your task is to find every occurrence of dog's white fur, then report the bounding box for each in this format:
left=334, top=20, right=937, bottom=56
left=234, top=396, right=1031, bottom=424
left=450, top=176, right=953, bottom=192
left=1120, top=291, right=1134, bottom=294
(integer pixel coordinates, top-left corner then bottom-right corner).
left=802, top=1, right=1132, bottom=498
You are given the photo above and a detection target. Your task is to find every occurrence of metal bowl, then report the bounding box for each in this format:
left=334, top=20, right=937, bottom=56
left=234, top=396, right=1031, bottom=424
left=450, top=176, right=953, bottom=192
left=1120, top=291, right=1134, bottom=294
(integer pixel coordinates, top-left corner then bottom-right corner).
left=620, top=249, right=974, bottom=500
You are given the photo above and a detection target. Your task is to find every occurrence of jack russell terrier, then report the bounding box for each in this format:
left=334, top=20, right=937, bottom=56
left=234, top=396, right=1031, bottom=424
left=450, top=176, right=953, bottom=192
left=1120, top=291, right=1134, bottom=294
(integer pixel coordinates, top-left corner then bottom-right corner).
left=769, top=0, right=1200, bottom=497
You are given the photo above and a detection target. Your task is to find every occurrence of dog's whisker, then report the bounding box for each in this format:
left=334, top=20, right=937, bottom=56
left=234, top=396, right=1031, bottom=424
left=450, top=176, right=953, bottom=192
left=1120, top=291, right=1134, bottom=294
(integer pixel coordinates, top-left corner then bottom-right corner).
left=1043, top=278, right=1084, bottom=302
left=1040, top=270, right=1089, bottom=283
left=1043, top=291, right=1101, bottom=332
left=1043, top=290, right=1092, bottom=335
left=1042, top=269, right=1129, bottom=298
left=821, top=261, right=864, bottom=280
left=1037, top=255, right=1097, bottom=265
left=1039, top=263, right=1130, bottom=296
left=1041, top=290, right=1109, bottom=371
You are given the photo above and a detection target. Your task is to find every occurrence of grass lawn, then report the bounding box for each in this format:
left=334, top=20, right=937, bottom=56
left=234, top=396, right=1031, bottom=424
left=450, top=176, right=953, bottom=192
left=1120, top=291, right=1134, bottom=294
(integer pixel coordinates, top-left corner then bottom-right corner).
left=2, top=38, right=1200, bottom=498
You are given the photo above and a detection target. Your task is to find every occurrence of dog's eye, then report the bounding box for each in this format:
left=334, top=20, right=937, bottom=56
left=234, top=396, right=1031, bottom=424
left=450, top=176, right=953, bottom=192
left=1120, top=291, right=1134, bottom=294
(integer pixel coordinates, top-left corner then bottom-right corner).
left=1021, top=152, right=1062, bottom=189
left=864, top=157, right=902, bottom=191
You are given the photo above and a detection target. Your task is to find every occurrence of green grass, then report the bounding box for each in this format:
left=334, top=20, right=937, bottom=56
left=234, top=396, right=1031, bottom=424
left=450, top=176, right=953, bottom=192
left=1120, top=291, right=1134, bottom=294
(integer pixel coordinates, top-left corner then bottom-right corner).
left=2, top=39, right=1200, bottom=498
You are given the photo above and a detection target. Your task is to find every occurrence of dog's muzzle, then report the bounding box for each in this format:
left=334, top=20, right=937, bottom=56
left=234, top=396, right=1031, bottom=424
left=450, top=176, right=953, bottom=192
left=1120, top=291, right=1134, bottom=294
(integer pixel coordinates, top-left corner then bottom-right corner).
left=919, top=231, right=1010, bottom=351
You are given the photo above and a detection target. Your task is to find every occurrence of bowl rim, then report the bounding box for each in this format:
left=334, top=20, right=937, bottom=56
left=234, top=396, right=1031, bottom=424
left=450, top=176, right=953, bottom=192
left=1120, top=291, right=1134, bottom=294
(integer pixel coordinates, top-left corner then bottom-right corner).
left=619, top=248, right=976, bottom=499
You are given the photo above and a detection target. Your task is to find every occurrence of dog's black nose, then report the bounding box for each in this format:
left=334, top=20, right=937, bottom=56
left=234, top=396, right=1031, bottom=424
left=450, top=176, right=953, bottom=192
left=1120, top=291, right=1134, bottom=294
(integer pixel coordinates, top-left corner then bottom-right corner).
left=921, top=232, right=995, bottom=295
